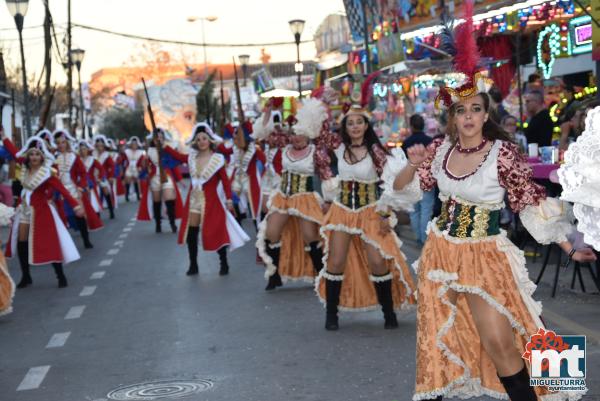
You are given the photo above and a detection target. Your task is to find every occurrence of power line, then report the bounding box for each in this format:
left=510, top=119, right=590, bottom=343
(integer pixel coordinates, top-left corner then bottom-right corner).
left=72, top=22, right=314, bottom=47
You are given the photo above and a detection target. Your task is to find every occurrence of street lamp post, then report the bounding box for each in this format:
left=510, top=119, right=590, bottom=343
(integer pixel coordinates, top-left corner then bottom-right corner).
left=188, top=16, right=218, bottom=81
left=288, top=19, right=305, bottom=99
left=71, top=48, right=86, bottom=139
left=238, top=54, right=250, bottom=86
left=6, top=0, right=32, bottom=138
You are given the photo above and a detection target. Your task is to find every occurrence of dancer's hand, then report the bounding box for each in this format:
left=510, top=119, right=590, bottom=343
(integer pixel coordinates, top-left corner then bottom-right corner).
left=226, top=200, right=236, bottom=215
left=321, top=202, right=331, bottom=214
left=74, top=205, right=85, bottom=218
left=378, top=216, right=391, bottom=236
left=406, top=144, right=430, bottom=167
left=572, top=248, right=597, bottom=263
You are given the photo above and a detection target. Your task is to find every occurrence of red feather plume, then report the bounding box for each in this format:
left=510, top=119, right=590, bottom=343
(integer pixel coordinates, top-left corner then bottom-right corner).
left=453, top=0, right=479, bottom=76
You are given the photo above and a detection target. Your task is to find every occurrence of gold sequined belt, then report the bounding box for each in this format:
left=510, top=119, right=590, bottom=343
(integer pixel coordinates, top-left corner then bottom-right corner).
left=436, top=199, right=500, bottom=238
left=280, top=171, right=314, bottom=196
left=339, top=180, right=380, bottom=210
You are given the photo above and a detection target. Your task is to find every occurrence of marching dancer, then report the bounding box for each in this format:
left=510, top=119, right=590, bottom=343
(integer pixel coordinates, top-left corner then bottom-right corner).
left=93, top=134, right=116, bottom=219
left=136, top=129, right=183, bottom=233
left=53, top=130, right=103, bottom=248
left=392, top=4, right=595, bottom=399
left=558, top=105, right=600, bottom=251
left=77, top=140, right=105, bottom=219
left=2, top=133, right=83, bottom=288
left=163, top=123, right=249, bottom=275
left=0, top=202, right=15, bottom=315
left=123, top=136, right=145, bottom=201
left=256, top=101, right=324, bottom=290
left=314, top=102, right=420, bottom=330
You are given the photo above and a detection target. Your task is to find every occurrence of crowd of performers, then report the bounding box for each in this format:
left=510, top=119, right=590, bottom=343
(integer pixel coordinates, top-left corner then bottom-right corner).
left=1, top=6, right=599, bottom=401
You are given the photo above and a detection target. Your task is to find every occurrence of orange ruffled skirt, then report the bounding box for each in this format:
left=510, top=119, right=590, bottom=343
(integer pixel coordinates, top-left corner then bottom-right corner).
left=315, top=202, right=416, bottom=311
left=414, top=223, right=578, bottom=401
left=257, top=191, right=324, bottom=282
left=0, top=250, right=14, bottom=316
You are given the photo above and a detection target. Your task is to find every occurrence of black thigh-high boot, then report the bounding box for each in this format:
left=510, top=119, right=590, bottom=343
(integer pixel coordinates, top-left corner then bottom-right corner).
left=218, top=247, right=229, bottom=276
left=153, top=201, right=162, bottom=233
left=498, top=365, right=537, bottom=401
left=308, top=241, right=324, bottom=274
left=16, top=241, right=32, bottom=288
left=125, top=183, right=130, bottom=202
left=52, top=263, right=68, bottom=288
left=105, top=193, right=115, bottom=219
left=76, top=217, right=93, bottom=249
left=373, top=274, right=399, bottom=329
left=186, top=226, right=199, bottom=275
left=264, top=240, right=282, bottom=291
left=165, top=200, right=177, bottom=233
left=134, top=182, right=140, bottom=201
left=325, top=273, right=343, bottom=330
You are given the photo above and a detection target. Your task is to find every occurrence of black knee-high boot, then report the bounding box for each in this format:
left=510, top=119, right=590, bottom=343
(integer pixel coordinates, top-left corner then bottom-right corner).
left=165, top=200, right=177, bottom=233
left=76, top=217, right=93, bottom=249
left=264, top=240, right=282, bottom=290
left=134, top=182, right=140, bottom=201
left=373, top=275, right=399, bottom=329
left=125, top=183, right=130, bottom=202
left=325, top=274, right=343, bottom=330
left=16, top=241, right=32, bottom=288
left=52, top=263, right=68, bottom=288
left=218, top=247, right=229, bottom=276
left=308, top=241, right=324, bottom=274
left=105, top=194, right=115, bottom=219
left=498, top=365, right=537, bottom=401
left=153, top=201, right=162, bottom=233
left=186, top=226, right=199, bottom=275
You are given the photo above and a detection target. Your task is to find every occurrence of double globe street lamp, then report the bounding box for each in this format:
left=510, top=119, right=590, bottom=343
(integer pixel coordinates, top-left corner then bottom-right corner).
left=288, top=19, right=305, bottom=99
left=71, top=48, right=86, bottom=139
left=5, top=0, right=31, bottom=138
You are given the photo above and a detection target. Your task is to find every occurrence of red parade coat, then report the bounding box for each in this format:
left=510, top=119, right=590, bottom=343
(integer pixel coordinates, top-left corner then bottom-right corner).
left=82, top=156, right=105, bottom=213
left=2, top=139, right=81, bottom=265
left=136, top=148, right=184, bottom=221
left=231, top=143, right=266, bottom=221
left=164, top=146, right=248, bottom=251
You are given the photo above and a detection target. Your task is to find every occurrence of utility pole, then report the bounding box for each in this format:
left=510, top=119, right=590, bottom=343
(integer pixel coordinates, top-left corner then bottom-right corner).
left=67, top=0, right=73, bottom=131
left=43, top=0, right=51, bottom=103
left=361, top=0, right=371, bottom=74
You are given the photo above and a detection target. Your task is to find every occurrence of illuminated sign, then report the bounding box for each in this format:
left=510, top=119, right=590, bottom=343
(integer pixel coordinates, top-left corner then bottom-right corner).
left=574, top=24, right=592, bottom=46
left=569, top=16, right=592, bottom=55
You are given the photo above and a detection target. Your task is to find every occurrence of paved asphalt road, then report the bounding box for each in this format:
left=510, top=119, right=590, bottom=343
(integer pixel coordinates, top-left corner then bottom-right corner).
left=0, top=200, right=599, bottom=401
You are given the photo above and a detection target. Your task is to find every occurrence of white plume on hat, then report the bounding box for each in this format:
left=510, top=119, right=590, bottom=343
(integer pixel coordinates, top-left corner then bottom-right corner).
left=17, top=136, right=55, bottom=162
left=52, top=129, right=77, bottom=143
left=127, top=136, right=142, bottom=146
left=294, top=98, right=328, bottom=139
left=37, top=128, right=56, bottom=147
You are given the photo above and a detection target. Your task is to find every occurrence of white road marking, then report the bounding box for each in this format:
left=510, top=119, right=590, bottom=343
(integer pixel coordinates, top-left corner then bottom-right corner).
left=107, top=248, right=119, bottom=256
left=99, top=259, right=113, bottom=267
left=130, top=217, right=137, bottom=222
left=113, top=240, right=124, bottom=247
left=79, top=286, right=97, bottom=297
left=118, top=233, right=128, bottom=239
left=123, top=227, right=132, bottom=232
left=127, top=222, right=135, bottom=227
left=65, top=306, right=85, bottom=320
left=90, top=271, right=105, bottom=280
left=46, top=332, right=71, bottom=349
left=17, top=366, right=51, bottom=391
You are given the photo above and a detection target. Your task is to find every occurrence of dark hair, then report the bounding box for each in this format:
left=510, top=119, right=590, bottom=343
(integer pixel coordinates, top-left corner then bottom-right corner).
left=488, top=86, right=503, bottom=103
left=339, top=115, right=390, bottom=164
left=525, top=89, right=544, bottom=104
left=500, top=114, right=517, bottom=125
left=447, top=93, right=514, bottom=143
left=409, top=114, right=425, bottom=132
left=190, top=131, right=216, bottom=152
left=528, top=73, right=541, bottom=83
left=24, top=142, right=45, bottom=170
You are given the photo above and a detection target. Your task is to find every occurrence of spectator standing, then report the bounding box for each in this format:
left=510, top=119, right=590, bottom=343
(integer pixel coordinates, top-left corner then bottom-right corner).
left=524, top=90, right=554, bottom=147
left=402, top=114, right=434, bottom=245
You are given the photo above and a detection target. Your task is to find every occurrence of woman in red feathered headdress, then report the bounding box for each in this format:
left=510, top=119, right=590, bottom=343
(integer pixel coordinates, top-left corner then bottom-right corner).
left=1, top=129, right=84, bottom=289
left=392, top=2, right=595, bottom=400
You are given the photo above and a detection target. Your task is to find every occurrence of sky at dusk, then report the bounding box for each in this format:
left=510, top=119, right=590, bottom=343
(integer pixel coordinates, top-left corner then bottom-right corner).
left=0, top=0, right=345, bottom=84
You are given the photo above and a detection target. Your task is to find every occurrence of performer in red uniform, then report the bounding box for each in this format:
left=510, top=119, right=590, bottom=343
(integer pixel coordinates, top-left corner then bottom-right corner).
left=53, top=130, right=103, bottom=249
left=123, top=136, right=145, bottom=201
left=136, top=129, right=183, bottom=233
left=2, top=133, right=83, bottom=289
left=93, top=135, right=116, bottom=219
left=163, top=123, right=249, bottom=275
left=0, top=203, right=15, bottom=315
left=77, top=140, right=104, bottom=217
